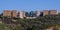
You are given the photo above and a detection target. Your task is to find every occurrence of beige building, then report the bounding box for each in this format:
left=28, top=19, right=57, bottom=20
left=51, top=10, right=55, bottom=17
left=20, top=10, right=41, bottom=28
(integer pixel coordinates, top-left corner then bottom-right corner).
left=43, top=10, right=49, bottom=16
left=12, top=10, right=17, bottom=17
left=3, top=10, right=17, bottom=18
left=3, top=10, right=11, bottom=17
left=49, top=10, right=58, bottom=15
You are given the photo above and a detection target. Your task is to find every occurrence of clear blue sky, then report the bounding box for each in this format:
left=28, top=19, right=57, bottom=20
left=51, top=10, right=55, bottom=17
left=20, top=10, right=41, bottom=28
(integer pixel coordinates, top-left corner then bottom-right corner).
left=0, top=0, right=60, bottom=13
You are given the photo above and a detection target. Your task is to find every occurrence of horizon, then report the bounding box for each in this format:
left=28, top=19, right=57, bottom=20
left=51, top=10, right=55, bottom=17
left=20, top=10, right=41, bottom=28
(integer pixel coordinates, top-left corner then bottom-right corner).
left=0, top=0, right=60, bottom=13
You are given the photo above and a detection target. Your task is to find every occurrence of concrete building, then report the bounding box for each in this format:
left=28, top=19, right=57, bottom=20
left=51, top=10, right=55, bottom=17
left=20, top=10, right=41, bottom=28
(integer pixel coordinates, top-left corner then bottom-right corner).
left=18, top=11, right=26, bottom=18
left=3, top=10, right=11, bottom=17
left=12, top=10, right=17, bottom=17
left=43, top=10, right=49, bottom=16
left=36, top=11, right=40, bottom=17
left=49, top=10, right=58, bottom=15
left=29, top=11, right=40, bottom=17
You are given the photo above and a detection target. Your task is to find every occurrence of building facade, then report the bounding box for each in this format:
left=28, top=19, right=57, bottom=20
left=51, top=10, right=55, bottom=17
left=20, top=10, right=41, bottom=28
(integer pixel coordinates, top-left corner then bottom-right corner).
left=49, top=10, right=58, bottom=15
left=3, top=10, right=58, bottom=18
left=12, top=10, right=17, bottom=17
left=3, top=10, right=11, bottom=17
left=3, top=10, right=17, bottom=18
left=18, top=11, right=26, bottom=18
left=36, top=11, right=40, bottom=17
left=43, top=10, right=49, bottom=16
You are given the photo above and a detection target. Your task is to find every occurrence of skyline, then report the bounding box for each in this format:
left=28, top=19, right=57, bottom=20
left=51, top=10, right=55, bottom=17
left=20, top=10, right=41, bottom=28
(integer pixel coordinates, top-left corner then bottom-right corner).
left=0, top=0, right=60, bottom=13
left=3, top=10, right=58, bottom=18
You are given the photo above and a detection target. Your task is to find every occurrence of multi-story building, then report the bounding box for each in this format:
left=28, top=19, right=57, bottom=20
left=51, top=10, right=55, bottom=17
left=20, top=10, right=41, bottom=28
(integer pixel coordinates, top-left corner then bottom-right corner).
left=12, top=10, right=17, bottom=17
left=25, top=12, right=29, bottom=17
left=18, top=11, right=26, bottom=18
left=49, top=10, right=58, bottom=15
left=43, top=10, right=49, bottom=16
left=3, top=10, right=11, bottom=17
left=30, top=11, right=34, bottom=17
left=3, top=10, right=17, bottom=18
left=36, top=11, right=40, bottom=17
left=3, top=10, right=58, bottom=18
left=30, top=11, right=38, bottom=17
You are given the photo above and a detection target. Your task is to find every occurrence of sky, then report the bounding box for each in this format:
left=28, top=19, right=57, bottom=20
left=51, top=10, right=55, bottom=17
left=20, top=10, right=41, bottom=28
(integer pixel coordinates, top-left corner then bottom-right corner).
left=0, top=0, right=60, bottom=13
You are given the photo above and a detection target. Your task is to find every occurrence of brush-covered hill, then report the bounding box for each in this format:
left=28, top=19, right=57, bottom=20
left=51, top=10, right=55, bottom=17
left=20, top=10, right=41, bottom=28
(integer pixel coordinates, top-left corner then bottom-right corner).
left=0, top=13, right=60, bottom=30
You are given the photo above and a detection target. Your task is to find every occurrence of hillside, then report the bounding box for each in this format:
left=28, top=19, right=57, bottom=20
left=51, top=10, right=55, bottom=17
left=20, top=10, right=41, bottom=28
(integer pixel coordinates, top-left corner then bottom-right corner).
left=0, top=13, right=60, bottom=30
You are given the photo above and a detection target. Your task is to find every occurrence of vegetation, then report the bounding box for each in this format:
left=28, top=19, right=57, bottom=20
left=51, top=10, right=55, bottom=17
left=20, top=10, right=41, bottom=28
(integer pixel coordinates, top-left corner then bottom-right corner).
left=0, top=13, right=60, bottom=30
